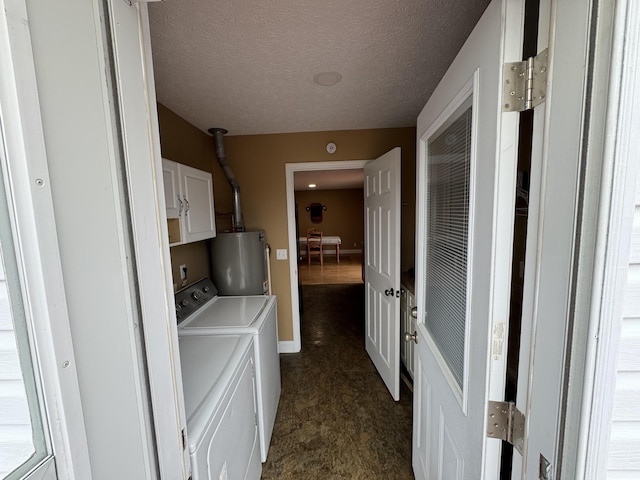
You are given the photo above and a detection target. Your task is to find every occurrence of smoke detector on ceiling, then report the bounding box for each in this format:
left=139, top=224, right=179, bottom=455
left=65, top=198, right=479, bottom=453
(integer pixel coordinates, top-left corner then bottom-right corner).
left=313, top=71, right=342, bottom=86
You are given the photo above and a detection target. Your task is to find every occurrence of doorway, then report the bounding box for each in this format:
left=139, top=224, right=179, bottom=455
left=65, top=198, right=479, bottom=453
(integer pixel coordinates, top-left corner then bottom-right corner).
left=285, top=161, right=369, bottom=352
left=295, top=170, right=365, bottom=286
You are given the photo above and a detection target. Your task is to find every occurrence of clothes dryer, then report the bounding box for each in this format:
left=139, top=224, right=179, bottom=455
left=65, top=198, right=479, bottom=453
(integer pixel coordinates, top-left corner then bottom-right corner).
left=176, top=279, right=281, bottom=463
left=179, top=334, right=261, bottom=480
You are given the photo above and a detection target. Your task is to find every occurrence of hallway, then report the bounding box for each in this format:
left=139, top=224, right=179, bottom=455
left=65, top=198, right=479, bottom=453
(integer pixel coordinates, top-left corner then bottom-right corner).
left=261, top=284, right=414, bottom=479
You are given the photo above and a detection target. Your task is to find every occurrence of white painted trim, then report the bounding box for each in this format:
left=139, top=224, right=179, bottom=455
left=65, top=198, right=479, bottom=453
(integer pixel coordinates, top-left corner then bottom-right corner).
left=0, top=0, right=91, bottom=477
left=518, top=0, right=594, bottom=474
left=285, top=160, right=369, bottom=352
left=577, top=1, right=640, bottom=477
left=106, top=2, right=189, bottom=478
left=278, top=341, right=298, bottom=354
left=415, top=73, right=476, bottom=413
left=482, top=1, right=526, bottom=477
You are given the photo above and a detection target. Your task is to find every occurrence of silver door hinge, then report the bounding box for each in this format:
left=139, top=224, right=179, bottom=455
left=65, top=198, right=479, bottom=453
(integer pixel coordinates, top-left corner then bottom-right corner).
left=486, top=400, right=525, bottom=454
left=503, top=48, right=548, bottom=112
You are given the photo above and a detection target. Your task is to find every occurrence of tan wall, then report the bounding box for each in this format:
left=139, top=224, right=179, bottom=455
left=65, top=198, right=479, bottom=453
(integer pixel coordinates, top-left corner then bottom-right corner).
left=222, top=128, right=416, bottom=342
left=157, top=104, right=417, bottom=339
left=157, top=103, right=233, bottom=288
left=295, top=189, right=364, bottom=252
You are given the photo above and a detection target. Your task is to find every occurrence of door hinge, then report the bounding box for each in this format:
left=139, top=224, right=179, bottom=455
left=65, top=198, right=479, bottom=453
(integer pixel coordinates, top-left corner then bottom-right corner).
left=486, top=400, right=525, bottom=454
left=503, top=48, right=548, bottom=112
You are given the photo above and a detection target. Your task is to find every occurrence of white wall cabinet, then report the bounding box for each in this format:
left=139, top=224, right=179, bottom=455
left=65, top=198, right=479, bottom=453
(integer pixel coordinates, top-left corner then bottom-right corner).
left=162, top=158, right=216, bottom=245
left=400, top=284, right=415, bottom=379
left=162, top=159, right=182, bottom=219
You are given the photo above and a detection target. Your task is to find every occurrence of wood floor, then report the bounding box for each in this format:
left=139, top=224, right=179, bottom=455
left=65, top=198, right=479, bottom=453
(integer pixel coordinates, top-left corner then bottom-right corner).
left=299, top=253, right=363, bottom=285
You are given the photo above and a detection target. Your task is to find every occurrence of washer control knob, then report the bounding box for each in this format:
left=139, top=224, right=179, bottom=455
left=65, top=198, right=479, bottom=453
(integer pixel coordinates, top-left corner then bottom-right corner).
left=203, top=286, right=210, bottom=293
left=191, top=291, right=201, bottom=301
left=180, top=299, right=189, bottom=308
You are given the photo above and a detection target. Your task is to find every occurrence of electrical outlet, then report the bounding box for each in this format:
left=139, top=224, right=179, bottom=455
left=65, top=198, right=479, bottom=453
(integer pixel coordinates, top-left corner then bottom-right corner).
left=179, top=264, right=187, bottom=280
left=276, top=249, right=287, bottom=260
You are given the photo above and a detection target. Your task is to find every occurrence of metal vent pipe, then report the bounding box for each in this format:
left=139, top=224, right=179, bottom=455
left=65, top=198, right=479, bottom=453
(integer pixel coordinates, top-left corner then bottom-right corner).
left=208, top=127, right=244, bottom=232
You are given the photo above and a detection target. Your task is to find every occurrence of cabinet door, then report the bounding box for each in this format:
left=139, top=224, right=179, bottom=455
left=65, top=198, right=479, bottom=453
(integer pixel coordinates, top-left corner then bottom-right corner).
left=162, top=158, right=181, bottom=219
left=180, top=163, right=216, bottom=242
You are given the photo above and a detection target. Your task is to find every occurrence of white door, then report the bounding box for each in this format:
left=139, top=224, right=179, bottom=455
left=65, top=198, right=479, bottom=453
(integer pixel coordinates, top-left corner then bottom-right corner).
left=412, top=0, right=526, bottom=478
left=364, top=147, right=401, bottom=401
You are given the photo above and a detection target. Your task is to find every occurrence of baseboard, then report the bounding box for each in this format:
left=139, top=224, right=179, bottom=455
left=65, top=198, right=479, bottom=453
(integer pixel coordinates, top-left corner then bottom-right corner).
left=278, top=341, right=300, bottom=353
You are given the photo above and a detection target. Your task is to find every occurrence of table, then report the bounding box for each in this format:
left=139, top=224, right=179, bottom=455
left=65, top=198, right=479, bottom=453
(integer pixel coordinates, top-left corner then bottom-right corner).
left=299, top=236, right=342, bottom=262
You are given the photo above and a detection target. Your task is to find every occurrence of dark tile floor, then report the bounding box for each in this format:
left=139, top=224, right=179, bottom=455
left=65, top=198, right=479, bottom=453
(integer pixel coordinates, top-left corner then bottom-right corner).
left=261, top=284, right=414, bottom=480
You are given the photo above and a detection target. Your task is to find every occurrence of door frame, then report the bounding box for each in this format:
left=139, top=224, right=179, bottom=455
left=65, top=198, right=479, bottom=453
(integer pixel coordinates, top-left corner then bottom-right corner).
left=283, top=160, right=369, bottom=353
left=559, top=0, right=640, bottom=477
left=0, top=0, right=91, bottom=477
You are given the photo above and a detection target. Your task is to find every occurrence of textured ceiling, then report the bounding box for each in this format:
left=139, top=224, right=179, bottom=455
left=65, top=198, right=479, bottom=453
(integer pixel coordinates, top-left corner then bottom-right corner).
left=148, top=0, right=491, bottom=136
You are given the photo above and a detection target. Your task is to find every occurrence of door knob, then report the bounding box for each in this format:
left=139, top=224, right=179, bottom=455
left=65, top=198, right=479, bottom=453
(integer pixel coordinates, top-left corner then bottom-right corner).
left=404, top=331, right=418, bottom=344
left=384, top=287, right=395, bottom=296
left=410, top=306, right=418, bottom=319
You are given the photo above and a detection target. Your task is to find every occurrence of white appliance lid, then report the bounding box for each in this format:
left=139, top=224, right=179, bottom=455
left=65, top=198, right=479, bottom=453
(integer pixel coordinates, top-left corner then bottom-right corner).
left=179, top=334, right=252, bottom=447
left=180, top=296, right=269, bottom=329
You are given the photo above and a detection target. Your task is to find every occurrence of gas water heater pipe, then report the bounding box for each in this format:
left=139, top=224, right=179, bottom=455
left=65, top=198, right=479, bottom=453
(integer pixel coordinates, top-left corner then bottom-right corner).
left=208, top=127, right=244, bottom=232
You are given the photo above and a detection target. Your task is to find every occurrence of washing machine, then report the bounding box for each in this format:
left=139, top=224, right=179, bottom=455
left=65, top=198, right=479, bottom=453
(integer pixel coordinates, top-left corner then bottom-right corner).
left=175, top=278, right=281, bottom=463
left=179, top=334, right=261, bottom=480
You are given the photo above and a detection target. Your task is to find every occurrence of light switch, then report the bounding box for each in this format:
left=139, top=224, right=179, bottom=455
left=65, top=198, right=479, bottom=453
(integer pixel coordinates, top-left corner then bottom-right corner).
left=276, top=249, right=287, bottom=260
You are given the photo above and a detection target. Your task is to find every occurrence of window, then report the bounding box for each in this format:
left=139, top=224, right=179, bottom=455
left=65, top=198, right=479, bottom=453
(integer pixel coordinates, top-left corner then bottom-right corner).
left=423, top=96, right=473, bottom=389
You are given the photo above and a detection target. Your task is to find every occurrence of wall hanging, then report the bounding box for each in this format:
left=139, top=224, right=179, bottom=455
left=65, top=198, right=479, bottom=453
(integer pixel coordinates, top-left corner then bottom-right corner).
left=306, top=203, right=327, bottom=223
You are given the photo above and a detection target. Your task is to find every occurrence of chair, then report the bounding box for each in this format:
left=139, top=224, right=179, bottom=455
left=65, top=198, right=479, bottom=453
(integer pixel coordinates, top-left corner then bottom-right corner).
left=307, top=228, right=323, bottom=265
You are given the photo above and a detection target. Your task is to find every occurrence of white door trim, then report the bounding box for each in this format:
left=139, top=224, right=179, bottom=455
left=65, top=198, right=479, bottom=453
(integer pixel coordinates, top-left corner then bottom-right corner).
left=105, top=2, right=189, bottom=477
left=283, top=160, right=369, bottom=353
left=571, top=0, right=640, bottom=477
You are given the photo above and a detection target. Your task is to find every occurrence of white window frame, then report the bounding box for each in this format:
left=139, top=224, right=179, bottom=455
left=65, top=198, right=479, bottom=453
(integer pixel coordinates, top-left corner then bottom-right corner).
left=417, top=73, right=478, bottom=412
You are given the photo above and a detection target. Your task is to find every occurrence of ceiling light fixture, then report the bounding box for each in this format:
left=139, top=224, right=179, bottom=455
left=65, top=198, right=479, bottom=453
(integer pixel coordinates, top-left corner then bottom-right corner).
left=313, top=71, right=342, bottom=86
left=308, top=184, right=317, bottom=188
